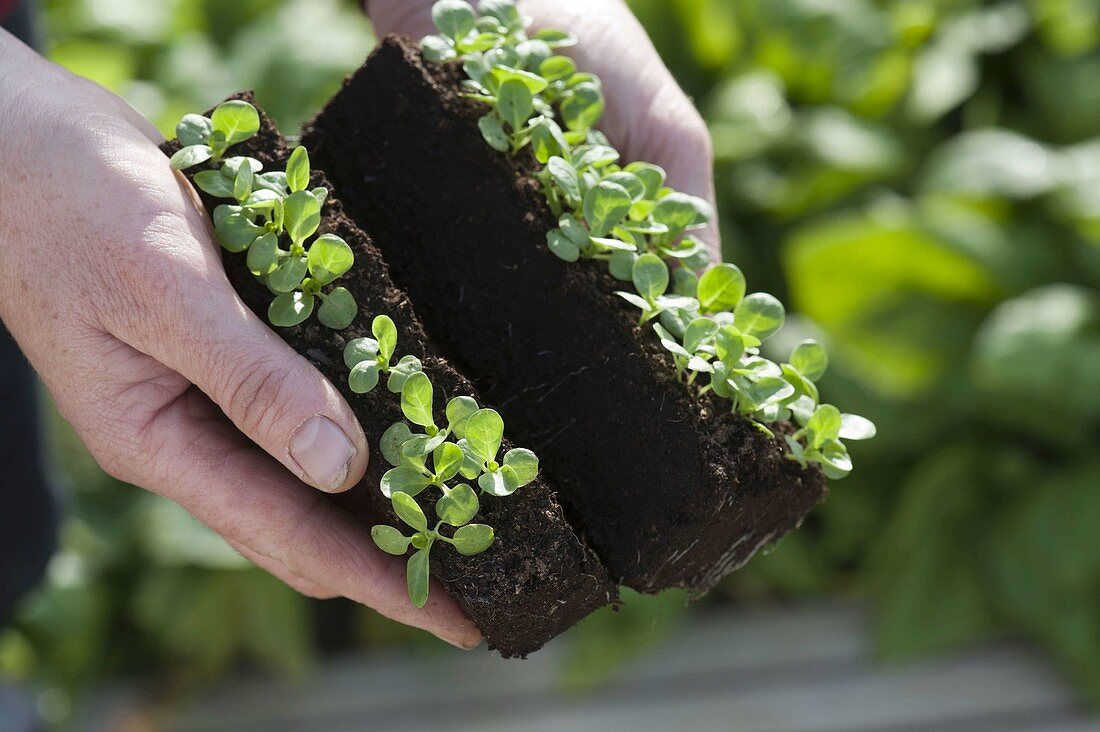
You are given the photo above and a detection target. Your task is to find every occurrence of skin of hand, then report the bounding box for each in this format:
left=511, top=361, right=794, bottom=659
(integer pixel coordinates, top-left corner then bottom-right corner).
left=0, top=30, right=480, bottom=650
left=367, top=0, right=721, bottom=256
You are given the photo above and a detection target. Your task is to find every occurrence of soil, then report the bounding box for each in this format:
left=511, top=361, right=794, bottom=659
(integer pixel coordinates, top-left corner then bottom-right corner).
left=302, top=36, right=829, bottom=594
left=162, top=93, right=615, bottom=658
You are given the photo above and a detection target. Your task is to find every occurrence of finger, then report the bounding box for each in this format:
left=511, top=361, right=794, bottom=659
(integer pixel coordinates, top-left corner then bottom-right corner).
left=227, top=538, right=340, bottom=600
left=84, top=352, right=481, bottom=650
left=91, top=139, right=368, bottom=494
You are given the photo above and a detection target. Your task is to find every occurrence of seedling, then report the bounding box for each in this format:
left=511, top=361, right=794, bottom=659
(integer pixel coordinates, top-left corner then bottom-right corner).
left=344, top=315, right=424, bottom=394
left=422, top=0, right=876, bottom=477
left=170, top=103, right=358, bottom=330
left=371, top=491, right=494, bottom=608
left=361, top=315, right=540, bottom=605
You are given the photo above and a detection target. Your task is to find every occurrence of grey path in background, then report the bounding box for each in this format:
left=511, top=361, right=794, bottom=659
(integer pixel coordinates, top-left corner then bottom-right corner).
left=85, top=603, right=1097, bottom=732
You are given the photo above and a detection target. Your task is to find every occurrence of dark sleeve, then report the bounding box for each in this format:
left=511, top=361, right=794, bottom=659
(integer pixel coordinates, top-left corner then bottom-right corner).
left=1, top=0, right=39, bottom=49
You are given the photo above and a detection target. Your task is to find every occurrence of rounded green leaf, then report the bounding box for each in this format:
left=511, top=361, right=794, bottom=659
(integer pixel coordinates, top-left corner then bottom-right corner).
left=539, top=55, right=576, bottom=81
left=433, top=441, right=465, bottom=482
left=349, top=361, right=381, bottom=394
left=372, top=315, right=398, bottom=363
left=403, top=431, right=450, bottom=461
left=400, top=371, right=436, bottom=429
left=445, top=396, right=480, bottom=439
left=489, top=66, right=549, bottom=95
left=406, top=548, right=431, bottom=608
left=624, top=161, right=666, bottom=199
left=561, top=81, right=604, bottom=131
left=246, top=233, right=281, bottom=276
left=502, top=448, right=539, bottom=487
left=210, top=100, right=260, bottom=147
left=176, top=114, right=212, bottom=147
left=497, top=79, right=534, bottom=132
left=422, top=34, right=457, bottom=64
left=465, top=409, right=504, bottom=464
left=819, top=441, right=853, bottom=480
left=532, top=28, right=578, bottom=47
left=583, top=181, right=632, bottom=238
left=697, top=264, right=747, bottom=313
left=603, top=171, right=645, bottom=203
left=806, top=404, right=842, bottom=448
left=317, top=287, right=357, bottom=330
left=283, top=190, right=322, bottom=246
left=387, top=355, right=424, bottom=393
left=436, top=483, right=479, bottom=527
left=343, top=337, right=379, bottom=368
left=733, top=292, right=785, bottom=341
left=547, top=230, right=580, bottom=262
left=193, top=169, right=236, bottom=198
left=169, top=144, right=212, bottom=170
left=478, top=116, right=509, bottom=152
left=433, top=0, right=476, bottom=40
left=530, top=117, right=567, bottom=164
left=652, top=192, right=711, bottom=231
left=286, top=146, right=311, bottom=193
left=233, top=161, right=254, bottom=201
left=790, top=340, right=829, bottom=382
left=268, top=292, right=314, bottom=328
left=683, top=318, right=719, bottom=353
left=609, top=251, right=638, bottom=282
left=392, top=491, right=428, bottom=532
left=371, top=525, right=411, bottom=556
left=307, top=234, right=354, bottom=285
left=453, top=524, right=494, bottom=556
left=380, top=422, right=415, bottom=467
left=382, top=467, right=432, bottom=499
left=547, top=157, right=580, bottom=200
left=632, top=253, right=670, bottom=302
left=839, top=413, right=877, bottom=441
left=267, top=255, right=308, bottom=293
left=478, top=468, right=510, bottom=496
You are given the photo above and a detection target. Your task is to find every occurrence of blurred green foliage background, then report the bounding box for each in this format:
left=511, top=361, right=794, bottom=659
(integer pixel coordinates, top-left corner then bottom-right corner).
left=4, top=0, right=1100, bottom=721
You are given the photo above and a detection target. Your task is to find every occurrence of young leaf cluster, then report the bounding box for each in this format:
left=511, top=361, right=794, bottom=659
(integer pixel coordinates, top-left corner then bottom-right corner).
left=423, top=0, right=876, bottom=478
left=352, top=315, right=540, bottom=607
left=170, top=102, right=358, bottom=330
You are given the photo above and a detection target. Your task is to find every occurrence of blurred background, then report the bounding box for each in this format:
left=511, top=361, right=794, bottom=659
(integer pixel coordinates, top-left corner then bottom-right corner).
left=3, top=0, right=1100, bottom=728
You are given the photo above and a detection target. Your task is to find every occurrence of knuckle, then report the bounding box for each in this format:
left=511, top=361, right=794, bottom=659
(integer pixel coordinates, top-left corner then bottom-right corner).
left=222, top=356, right=301, bottom=437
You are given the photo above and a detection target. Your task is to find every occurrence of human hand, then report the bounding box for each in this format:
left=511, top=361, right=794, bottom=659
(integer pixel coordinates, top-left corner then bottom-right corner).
left=0, top=31, right=480, bottom=649
left=367, top=0, right=720, bottom=256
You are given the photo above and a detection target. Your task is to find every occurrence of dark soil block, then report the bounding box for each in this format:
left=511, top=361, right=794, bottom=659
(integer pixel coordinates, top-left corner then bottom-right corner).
left=163, top=93, right=615, bottom=657
left=302, top=37, right=829, bottom=593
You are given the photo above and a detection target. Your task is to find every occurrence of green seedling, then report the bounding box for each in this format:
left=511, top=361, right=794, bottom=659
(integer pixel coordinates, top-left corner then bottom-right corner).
left=170, top=105, right=358, bottom=330
left=357, top=315, right=541, bottom=606
left=344, top=315, right=424, bottom=394
left=422, top=0, right=876, bottom=478
left=371, top=491, right=494, bottom=608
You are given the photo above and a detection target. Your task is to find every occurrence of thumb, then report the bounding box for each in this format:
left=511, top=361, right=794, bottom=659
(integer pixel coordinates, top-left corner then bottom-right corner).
left=96, top=168, right=368, bottom=494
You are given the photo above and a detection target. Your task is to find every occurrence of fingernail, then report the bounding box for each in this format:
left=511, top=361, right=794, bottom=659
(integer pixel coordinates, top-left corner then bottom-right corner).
left=440, top=625, right=484, bottom=651
left=289, top=416, right=355, bottom=492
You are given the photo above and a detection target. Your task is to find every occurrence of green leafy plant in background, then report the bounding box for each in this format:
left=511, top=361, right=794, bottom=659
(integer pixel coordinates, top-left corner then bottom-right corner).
left=347, top=315, right=540, bottom=606
left=170, top=102, right=358, bottom=329
left=421, top=0, right=875, bottom=478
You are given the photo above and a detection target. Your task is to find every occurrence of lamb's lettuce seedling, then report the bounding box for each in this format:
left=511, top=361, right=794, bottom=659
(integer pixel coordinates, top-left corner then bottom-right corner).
left=359, top=315, right=540, bottom=606
left=371, top=491, right=495, bottom=607
left=170, top=101, right=260, bottom=169
left=170, top=105, right=358, bottom=330
left=344, top=315, right=425, bottom=394
left=421, top=0, right=877, bottom=480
